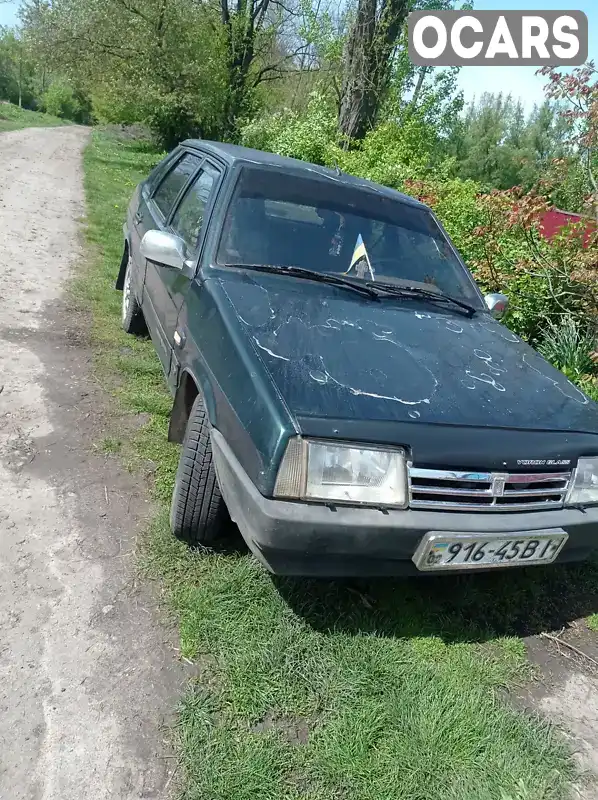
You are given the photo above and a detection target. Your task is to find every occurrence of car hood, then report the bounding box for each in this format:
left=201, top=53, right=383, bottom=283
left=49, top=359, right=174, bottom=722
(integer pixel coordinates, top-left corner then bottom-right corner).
left=218, top=273, right=598, bottom=434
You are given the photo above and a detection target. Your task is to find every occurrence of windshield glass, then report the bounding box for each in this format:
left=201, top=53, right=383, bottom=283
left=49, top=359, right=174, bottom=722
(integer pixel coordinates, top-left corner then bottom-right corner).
left=217, top=167, right=483, bottom=306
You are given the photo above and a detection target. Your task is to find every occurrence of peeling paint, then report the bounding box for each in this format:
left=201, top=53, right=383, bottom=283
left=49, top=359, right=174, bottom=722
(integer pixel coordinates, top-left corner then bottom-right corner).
left=476, top=317, right=520, bottom=343
left=464, top=370, right=506, bottom=392
left=522, top=353, right=589, bottom=406
left=219, top=273, right=598, bottom=433
left=473, top=349, right=506, bottom=376
left=346, top=384, right=431, bottom=406
left=252, top=337, right=290, bottom=361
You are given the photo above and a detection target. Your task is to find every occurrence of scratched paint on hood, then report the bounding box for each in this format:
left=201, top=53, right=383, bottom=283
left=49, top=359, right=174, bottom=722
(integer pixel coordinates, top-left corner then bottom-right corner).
left=219, top=273, right=598, bottom=434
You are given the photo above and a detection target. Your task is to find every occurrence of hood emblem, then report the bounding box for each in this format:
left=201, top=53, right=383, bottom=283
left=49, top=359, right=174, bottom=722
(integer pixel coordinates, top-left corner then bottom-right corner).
left=491, top=473, right=508, bottom=497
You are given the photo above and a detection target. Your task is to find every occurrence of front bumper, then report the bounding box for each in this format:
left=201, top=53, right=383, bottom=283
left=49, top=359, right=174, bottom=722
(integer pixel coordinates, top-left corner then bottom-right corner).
left=211, top=430, right=598, bottom=576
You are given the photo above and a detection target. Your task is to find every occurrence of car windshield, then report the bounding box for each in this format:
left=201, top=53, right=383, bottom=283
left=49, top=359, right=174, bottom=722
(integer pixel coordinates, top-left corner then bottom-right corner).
left=217, top=166, right=484, bottom=307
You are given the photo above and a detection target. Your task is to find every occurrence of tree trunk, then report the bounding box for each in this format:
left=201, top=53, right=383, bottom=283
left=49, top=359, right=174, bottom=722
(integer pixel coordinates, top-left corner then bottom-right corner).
left=222, top=32, right=255, bottom=141
left=18, top=53, right=22, bottom=108
left=220, top=0, right=259, bottom=142
left=410, top=66, right=428, bottom=109
left=338, top=0, right=410, bottom=144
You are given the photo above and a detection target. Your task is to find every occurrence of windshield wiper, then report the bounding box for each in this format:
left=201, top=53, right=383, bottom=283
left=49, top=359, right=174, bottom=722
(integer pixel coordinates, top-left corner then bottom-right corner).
left=221, top=263, right=476, bottom=315
left=221, top=263, right=381, bottom=300
left=367, top=282, right=477, bottom=318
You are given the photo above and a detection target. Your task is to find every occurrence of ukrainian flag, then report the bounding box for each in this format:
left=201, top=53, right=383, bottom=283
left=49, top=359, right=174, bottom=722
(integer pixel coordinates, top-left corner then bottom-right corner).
left=344, top=233, right=374, bottom=279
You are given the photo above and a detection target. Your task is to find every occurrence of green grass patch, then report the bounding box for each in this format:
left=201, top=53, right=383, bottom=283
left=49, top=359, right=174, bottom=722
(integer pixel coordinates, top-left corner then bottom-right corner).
left=76, top=130, right=175, bottom=494
left=99, top=436, right=123, bottom=454
left=0, top=101, right=69, bottom=132
left=80, top=129, right=598, bottom=800
left=587, top=614, right=598, bottom=632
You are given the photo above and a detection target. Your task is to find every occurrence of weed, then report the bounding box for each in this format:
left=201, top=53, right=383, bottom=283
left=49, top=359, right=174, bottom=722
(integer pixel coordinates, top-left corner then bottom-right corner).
left=99, top=436, right=122, bottom=454
left=538, top=316, right=596, bottom=383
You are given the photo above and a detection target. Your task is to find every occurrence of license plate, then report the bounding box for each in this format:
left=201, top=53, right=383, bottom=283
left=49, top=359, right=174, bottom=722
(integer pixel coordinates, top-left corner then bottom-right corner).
left=412, top=529, right=568, bottom=572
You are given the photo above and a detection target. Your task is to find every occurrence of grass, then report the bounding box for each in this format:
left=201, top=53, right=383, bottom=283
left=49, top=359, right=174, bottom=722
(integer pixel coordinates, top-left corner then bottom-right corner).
left=99, top=436, right=123, bottom=454
left=79, top=128, right=598, bottom=800
left=0, top=101, right=69, bottom=132
left=587, top=614, right=598, bottom=632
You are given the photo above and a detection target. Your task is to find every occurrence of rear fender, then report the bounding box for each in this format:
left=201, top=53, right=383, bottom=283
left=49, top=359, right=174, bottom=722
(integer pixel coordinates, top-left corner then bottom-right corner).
left=115, top=224, right=130, bottom=290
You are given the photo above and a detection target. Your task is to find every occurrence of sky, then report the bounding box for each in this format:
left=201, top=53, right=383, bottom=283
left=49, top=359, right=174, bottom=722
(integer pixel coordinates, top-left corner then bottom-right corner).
left=455, top=0, right=597, bottom=111
left=1, top=0, right=596, bottom=112
left=0, top=0, right=18, bottom=27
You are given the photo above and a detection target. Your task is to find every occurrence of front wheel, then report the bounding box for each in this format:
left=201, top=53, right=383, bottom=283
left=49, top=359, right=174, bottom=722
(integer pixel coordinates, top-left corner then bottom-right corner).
left=121, top=253, right=147, bottom=335
left=170, top=394, right=227, bottom=546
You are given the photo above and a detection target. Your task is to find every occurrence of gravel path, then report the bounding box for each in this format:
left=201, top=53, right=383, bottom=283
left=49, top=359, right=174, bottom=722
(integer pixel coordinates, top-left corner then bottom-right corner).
left=0, top=126, right=184, bottom=799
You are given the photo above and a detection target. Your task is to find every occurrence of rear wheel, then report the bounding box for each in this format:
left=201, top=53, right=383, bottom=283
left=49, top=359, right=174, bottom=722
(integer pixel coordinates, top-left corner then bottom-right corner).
left=121, top=253, right=147, bottom=335
left=170, top=393, right=227, bottom=546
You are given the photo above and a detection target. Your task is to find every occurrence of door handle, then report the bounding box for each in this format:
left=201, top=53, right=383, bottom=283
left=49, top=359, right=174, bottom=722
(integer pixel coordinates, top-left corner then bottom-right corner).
left=134, top=212, right=143, bottom=225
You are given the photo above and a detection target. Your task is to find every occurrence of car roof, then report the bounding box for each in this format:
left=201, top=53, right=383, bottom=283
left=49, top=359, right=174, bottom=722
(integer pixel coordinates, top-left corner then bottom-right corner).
left=182, top=139, right=426, bottom=210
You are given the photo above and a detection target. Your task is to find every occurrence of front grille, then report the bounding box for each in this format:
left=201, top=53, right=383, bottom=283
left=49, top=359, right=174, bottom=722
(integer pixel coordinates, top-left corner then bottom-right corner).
left=408, top=467, right=572, bottom=512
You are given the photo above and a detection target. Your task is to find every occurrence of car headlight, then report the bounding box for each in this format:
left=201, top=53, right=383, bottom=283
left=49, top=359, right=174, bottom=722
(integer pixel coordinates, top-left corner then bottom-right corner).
left=273, top=437, right=408, bottom=507
left=566, top=457, right=598, bottom=506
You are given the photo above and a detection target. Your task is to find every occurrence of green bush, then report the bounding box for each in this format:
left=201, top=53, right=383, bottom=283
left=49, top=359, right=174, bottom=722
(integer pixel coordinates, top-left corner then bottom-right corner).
left=538, top=316, right=596, bottom=383
left=242, top=92, right=337, bottom=165
left=242, top=93, right=438, bottom=186
left=42, top=82, right=80, bottom=121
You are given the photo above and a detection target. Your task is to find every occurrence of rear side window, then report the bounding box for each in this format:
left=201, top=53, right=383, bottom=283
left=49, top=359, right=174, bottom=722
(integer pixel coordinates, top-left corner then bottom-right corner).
left=146, top=152, right=175, bottom=193
left=171, top=164, right=220, bottom=250
left=152, top=153, right=201, bottom=219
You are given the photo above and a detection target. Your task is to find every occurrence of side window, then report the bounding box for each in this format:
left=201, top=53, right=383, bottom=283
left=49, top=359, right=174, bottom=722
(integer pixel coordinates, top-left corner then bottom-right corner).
left=146, top=152, right=177, bottom=193
left=152, top=153, right=202, bottom=220
left=170, top=164, right=220, bottom=250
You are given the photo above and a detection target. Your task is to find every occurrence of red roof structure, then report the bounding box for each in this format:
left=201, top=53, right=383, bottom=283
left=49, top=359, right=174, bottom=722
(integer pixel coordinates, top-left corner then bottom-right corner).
left=539, top=208, right=596, bottom=247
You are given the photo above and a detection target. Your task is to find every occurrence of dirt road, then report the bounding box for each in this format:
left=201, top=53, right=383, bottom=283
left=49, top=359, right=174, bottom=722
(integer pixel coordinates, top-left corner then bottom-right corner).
left=0, top=127, right=184, bottom=798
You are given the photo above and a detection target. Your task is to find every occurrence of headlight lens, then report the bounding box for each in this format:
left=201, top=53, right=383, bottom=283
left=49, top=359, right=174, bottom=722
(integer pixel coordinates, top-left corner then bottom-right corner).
left=274, top=438, right=408, bottom=507
left=566, top=457, right=598, bottom=506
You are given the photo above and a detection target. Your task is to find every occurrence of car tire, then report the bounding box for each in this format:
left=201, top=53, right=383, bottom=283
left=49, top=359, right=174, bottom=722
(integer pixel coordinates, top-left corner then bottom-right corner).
left=170, top=393, right=227, bottom=546
left=121, top=252, right=147, bottom=335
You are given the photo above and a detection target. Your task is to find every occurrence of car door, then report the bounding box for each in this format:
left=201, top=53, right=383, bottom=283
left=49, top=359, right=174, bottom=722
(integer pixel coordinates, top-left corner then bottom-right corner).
left=128, top=150, right=179, bottom=306
left=141, top=151, right=204, bottom=373
left=160, top=160, right=222, bottom=388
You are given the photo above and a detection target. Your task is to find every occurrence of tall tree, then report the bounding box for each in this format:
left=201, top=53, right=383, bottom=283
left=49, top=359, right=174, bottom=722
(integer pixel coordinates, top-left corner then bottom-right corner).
left=337, top=0, right=410, bottom=143
left=0, top=27, right=34, bottom=107
left=21, top=0, right=231, bottom=145
left=455, top=93, right=516, bottom=187
left=218, top=0, right=306, bottom=139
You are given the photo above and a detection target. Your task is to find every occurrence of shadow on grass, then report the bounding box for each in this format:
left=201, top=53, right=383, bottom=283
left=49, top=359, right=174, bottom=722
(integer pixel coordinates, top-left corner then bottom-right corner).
left=211, top=514, right=598, bottom=642
left=272, top=558, right=598, bottom=643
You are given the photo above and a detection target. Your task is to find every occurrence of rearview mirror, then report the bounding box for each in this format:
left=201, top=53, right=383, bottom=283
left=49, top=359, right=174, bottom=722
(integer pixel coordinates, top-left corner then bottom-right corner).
left=140, top=230, right=186, bottom=270
left=484, top=293, right=509, bottom=320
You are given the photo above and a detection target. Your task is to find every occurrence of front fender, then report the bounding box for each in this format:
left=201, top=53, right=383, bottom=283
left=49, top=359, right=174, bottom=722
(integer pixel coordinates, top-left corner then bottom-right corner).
left=168, top=367, right=217, bottom=444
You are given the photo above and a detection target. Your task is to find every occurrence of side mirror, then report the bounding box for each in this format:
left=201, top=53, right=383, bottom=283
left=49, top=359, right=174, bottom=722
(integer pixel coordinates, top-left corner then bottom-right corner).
left=140, top=230, right=186, bottom=270
left=484, top=293, right=509, bottom=320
